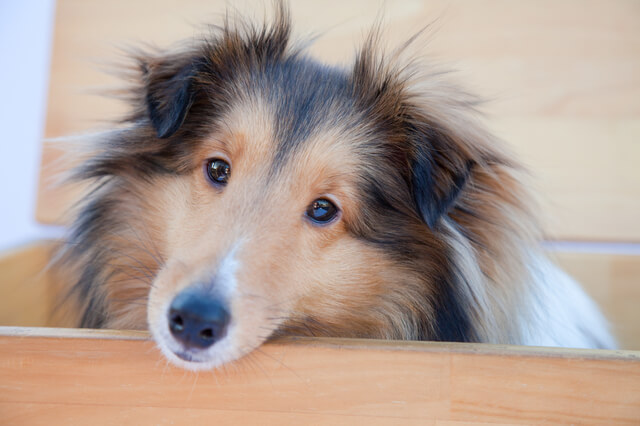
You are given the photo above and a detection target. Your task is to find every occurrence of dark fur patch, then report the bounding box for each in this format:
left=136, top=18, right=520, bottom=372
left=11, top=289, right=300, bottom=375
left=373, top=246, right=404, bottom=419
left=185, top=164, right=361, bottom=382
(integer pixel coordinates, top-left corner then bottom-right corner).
left=270, top=59, right=352, bottom=167
left=146, top=62, right=199, bottom=139
left=411, top=135, right=475, bottom=229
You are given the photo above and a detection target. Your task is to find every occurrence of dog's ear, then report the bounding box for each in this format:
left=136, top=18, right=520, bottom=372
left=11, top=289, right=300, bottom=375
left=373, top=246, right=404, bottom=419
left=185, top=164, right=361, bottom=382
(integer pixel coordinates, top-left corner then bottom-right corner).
left=143, top=59, right=198, bottom=139
left=409, top=125, right=474, bottom=229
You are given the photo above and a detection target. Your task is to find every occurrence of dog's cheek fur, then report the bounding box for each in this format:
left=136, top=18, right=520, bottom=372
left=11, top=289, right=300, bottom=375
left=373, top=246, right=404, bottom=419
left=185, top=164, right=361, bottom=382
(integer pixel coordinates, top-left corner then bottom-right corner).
left=99, top=176, right=188, bottom=330
left=273, top=237, right=431, bottom=340
left=54, top=173, right=176, bottom=330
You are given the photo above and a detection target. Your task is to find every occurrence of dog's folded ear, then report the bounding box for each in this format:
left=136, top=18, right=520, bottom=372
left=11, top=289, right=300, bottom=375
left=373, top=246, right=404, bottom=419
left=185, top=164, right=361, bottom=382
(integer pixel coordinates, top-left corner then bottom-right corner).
left=143, top=58, right=199, bottom=139
left=409, top=125, right=474, bottom=229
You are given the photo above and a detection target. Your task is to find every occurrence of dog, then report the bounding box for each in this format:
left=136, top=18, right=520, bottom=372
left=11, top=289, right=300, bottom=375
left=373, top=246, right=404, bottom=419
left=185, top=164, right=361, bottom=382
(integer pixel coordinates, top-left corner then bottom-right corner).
left=55, top=5, right=616, bottom=370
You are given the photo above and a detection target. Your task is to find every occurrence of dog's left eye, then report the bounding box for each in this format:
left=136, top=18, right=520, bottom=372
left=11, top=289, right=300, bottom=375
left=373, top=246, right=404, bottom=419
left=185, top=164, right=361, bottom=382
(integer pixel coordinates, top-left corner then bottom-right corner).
left=205, top=159, right=231, bottom=185
left=306, top=198, right=339, bottom=224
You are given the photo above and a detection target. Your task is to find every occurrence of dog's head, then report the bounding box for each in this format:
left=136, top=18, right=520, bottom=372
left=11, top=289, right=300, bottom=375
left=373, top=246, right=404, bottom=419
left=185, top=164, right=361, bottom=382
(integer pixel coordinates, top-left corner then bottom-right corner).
left=68, top=7, right=527, bottom=370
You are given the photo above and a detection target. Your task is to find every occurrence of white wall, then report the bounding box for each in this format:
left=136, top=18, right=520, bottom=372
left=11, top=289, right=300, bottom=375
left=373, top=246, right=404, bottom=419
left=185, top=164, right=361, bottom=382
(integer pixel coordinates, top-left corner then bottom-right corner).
left=0, top=0, right=59, bottom=251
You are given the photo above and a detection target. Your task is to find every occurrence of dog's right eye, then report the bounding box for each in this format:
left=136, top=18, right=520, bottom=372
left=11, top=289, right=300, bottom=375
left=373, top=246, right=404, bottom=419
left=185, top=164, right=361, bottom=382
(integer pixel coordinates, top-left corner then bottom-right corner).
left=205, top=159, right=231, bottom=186
left=305, top=198, right=339, bottom=224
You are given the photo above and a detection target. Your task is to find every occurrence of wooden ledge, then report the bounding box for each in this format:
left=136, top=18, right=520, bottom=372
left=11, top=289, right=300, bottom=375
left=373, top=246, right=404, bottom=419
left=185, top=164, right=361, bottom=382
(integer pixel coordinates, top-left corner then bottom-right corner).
left=1, top=326, right=639, bottom=361
left=1, top=326, right=639, bottom=424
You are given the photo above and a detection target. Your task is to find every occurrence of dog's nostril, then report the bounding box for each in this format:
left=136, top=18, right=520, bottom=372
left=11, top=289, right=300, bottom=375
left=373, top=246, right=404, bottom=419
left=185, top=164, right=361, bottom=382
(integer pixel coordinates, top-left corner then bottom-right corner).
left=169, top=313, right=184, bottom=333
left=199, top=328, right=214, bottom=340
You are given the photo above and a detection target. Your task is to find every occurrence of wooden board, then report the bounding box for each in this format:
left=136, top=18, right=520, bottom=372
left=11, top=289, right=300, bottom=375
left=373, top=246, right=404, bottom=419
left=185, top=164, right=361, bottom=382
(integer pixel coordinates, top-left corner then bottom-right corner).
left=0, top=327, right=639, bottom=425
left=36, top=0, right=640, bottom=241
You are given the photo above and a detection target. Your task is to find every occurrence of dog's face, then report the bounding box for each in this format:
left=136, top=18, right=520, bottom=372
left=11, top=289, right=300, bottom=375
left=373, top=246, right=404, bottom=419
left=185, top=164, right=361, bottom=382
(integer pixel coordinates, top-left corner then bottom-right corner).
left=140, top=57, right=465, bottom=369
left=67, top=11, right=514, bottom=370
left=145, top=96, right=415, bottom=369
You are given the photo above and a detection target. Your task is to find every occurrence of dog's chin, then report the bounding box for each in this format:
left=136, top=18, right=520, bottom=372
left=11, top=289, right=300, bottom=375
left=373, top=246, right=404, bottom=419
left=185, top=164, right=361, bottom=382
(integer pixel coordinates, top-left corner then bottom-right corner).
left=157, top=345, right=231, bottom=371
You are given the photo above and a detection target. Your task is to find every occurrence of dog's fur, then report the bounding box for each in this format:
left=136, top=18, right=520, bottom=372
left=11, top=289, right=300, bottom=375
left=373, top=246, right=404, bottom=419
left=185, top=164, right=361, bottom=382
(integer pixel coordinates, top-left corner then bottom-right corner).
left=56, top=5, right=615, bottom=370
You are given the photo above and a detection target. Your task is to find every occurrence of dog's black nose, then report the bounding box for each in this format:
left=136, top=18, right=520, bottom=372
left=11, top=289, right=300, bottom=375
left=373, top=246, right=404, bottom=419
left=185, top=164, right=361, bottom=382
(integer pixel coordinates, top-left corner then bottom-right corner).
left=168, top=288, right=230, bottom=349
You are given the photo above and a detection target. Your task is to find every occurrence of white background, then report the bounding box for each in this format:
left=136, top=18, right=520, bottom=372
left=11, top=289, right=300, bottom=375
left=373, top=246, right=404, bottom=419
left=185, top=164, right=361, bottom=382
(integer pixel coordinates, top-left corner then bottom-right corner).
left=0, top=0, right=59, bottom=251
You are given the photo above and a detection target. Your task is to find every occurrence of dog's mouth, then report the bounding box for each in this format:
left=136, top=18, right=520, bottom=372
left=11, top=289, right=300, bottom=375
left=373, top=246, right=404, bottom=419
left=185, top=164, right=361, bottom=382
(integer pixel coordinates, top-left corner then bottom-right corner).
left=173, top=349, right=208, bottom=363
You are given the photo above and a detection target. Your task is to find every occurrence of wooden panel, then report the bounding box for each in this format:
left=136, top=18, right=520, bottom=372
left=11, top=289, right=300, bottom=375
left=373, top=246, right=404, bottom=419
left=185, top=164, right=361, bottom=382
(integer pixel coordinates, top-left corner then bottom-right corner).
left=0, top=243, right=56, bottom=327
left=553, top=250, right=640, bottom=351
left=0, top=327, right=638, bottom=425
left=37, top=0, right=640, bottom=241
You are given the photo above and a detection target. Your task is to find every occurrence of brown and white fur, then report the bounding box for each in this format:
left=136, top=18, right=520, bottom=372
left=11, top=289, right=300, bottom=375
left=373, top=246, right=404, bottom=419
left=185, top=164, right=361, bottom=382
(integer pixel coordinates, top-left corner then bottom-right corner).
left=56, top=6, right=616, bottom=370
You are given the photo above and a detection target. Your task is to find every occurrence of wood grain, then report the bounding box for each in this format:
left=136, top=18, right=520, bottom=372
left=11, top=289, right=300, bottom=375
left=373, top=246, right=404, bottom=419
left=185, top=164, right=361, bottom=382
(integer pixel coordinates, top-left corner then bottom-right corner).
left=36, top=0, right=640, bottom=241
left=0, top=403, right=429, bottom=426
left=0, top=328, right=638, bottom=425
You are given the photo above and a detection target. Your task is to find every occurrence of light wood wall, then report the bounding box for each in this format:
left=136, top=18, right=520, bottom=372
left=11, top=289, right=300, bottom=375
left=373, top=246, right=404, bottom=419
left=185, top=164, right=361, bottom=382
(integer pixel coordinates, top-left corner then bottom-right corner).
left=37, top=0, right=640, bottom=242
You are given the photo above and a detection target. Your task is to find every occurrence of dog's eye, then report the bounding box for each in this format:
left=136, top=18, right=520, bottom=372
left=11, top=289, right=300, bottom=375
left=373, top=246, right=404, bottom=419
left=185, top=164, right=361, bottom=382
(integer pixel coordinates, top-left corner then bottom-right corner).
left=306, top=199, right=339, bottom=224
left=206, top=159, right=231, bottom=185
